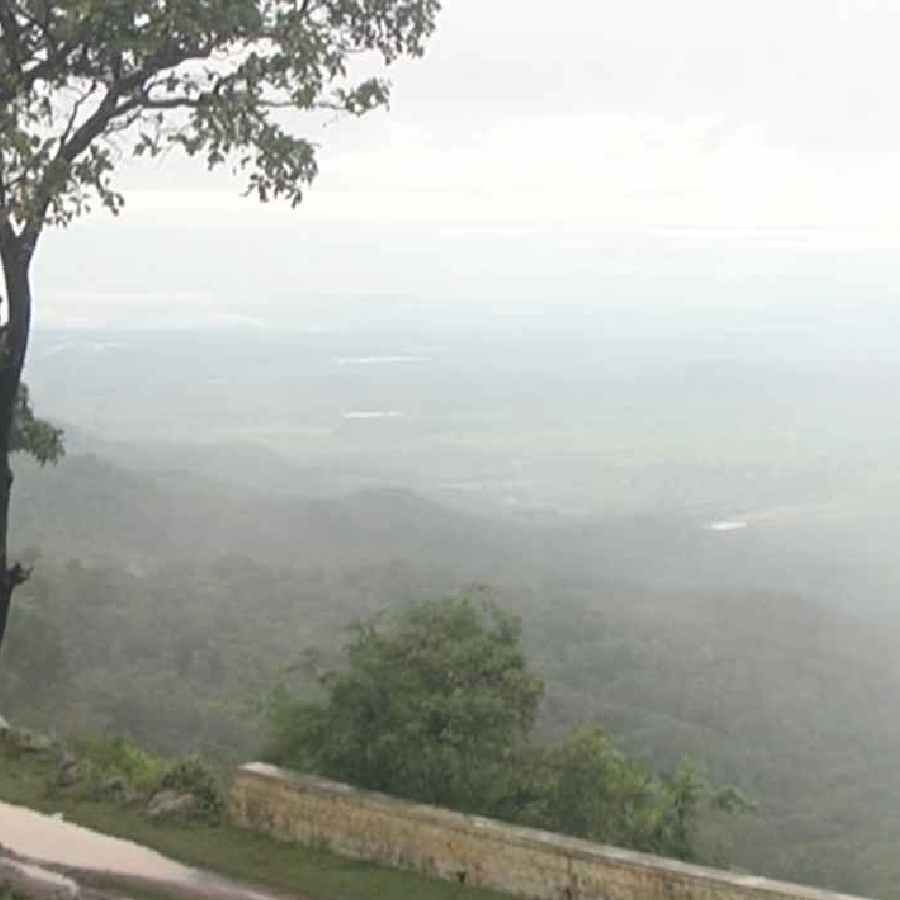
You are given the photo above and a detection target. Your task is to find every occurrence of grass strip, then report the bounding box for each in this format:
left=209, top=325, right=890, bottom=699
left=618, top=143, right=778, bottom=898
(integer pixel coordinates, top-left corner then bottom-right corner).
left=0, top=752, right=510, bottom=900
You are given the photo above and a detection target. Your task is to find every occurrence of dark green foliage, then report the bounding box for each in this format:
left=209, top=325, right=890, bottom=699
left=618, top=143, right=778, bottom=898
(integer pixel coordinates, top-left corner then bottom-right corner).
left=511, top=728, right=721, bottom=860
left=10, top=384, right=63, bottom=465
left=269, top=594, right=544, bottom=813
left=267, top=595, right=745, bottom=862
left=4, top=451, right=900, bottom=896
left=0, top=0, right=442, bottom=227
left=159, top=755, right=226, bottom=824
left=0, top=0, right=440, bottom=663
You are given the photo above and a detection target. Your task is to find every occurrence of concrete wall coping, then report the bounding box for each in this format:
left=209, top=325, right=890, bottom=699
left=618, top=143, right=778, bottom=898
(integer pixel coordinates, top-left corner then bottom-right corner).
left=237, top=764, right=871, bottom=900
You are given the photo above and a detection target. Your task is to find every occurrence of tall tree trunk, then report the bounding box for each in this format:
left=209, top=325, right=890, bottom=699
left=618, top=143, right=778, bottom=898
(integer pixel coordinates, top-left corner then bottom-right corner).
left=0, top=232, right=33, bottom=655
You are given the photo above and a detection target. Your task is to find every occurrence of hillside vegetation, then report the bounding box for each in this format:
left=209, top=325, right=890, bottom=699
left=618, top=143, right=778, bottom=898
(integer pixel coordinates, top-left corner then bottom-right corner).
left=3, top=446, right=900, bottom=898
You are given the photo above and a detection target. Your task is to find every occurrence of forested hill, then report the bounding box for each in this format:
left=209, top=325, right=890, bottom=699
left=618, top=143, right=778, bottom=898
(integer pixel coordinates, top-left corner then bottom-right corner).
left=3, top=444, right=900, bottom=898
left=10, top=450, right=524, bottom=572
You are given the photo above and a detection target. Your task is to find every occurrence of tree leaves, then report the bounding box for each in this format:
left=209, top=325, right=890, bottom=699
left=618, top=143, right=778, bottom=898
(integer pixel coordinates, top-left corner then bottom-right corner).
left=0, top=1, right=441, bottom=231
left=268, top=593, right=753, bottom=861
left=268, top=594, right=545, bottom=813
left=10, top=383, right=64, bottom=465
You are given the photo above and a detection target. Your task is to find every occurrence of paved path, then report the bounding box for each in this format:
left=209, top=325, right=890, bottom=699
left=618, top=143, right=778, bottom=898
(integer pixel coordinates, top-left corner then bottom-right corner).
left=0, top=800, right=305, bottom=900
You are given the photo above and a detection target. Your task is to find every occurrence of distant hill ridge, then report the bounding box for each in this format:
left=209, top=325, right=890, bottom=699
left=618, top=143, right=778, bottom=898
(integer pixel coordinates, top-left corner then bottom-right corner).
left=10, top=449, right=521, bottom=572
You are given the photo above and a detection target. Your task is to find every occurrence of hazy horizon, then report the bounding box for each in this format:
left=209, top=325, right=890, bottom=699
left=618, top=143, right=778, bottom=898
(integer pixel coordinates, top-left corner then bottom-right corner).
left=7, top=2, right=900, bottom=895
left=28, top=0, right=900, bottom=331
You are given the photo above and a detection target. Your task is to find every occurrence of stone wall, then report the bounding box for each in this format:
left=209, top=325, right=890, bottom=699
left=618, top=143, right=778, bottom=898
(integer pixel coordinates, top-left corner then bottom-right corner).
left=229, top=764, right=869, bottom=900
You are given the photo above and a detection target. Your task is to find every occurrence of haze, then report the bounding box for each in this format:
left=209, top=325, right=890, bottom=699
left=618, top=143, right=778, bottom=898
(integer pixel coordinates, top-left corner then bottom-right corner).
left=28, top=0, right=900, bottom=326
left=4, top=2, right=900, bottom=898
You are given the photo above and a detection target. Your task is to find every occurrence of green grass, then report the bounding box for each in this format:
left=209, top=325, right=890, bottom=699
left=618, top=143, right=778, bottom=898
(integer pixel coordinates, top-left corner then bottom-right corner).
left=0, top=891, right=28, bottom=900
left=0, top=750, right=510, bottom=900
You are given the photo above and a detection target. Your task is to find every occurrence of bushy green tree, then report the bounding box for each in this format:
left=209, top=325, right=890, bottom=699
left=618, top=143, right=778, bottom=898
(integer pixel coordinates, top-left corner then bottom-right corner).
left=0, top=0, right=441, bottom=655
left=269, top=594, right=545, bottom=812
left=521, top=726, right=669, bottom=851
left=522, top=728, right=752, bottom=861
left=270, top=594, right=752, bottom=861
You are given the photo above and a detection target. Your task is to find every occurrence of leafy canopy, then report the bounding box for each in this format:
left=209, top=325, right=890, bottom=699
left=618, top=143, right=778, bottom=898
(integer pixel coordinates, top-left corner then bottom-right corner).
left=0, top=0, right=441, bottom=236
left=11, top=383, right=63, bottom=464
left=269, top=594, right=754, bottom=861
left=519, top=727, right=753, bottom=861
left=269, top=594, right=545, bottom=812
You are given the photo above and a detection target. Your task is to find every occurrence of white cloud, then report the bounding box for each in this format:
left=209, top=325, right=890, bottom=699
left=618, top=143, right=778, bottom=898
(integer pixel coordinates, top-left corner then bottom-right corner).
left=104, top=109, right=900, bottom=237
left=28, top=0, right=900, bottom=325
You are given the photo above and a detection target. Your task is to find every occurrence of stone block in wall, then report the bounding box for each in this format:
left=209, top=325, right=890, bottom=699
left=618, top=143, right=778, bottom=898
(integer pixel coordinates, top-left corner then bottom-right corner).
left=228, top=763, right=872, bottom=900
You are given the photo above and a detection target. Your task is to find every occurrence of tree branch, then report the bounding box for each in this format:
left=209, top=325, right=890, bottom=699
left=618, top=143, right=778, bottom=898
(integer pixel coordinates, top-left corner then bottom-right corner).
left=59, top=81, right=100, bottom=146
left=6, top=561, right=30, bottom=588
left=0, top=1, right=23, bottom=78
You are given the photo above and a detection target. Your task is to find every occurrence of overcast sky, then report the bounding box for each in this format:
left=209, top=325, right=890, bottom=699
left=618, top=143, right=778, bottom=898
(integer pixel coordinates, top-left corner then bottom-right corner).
left=31, top=0, right=900, bottom=329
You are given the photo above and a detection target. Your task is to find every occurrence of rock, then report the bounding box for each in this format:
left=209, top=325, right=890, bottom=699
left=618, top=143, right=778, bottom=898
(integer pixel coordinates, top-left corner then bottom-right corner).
left=32, top=733, right=54, bottom=752
left=0, top=725, right=54, bottom=755
left=146, top=790, right=198, bottom=821
left=0, top=856, right=80, bottom=900
left=57, top=754, right=80, bottom=788
left=20, top=730, right=54, bottom=753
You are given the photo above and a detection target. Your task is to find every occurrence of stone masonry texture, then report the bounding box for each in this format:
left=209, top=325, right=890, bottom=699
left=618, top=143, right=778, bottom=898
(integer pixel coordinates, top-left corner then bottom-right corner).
left=228, top=764, right=872, bottom=900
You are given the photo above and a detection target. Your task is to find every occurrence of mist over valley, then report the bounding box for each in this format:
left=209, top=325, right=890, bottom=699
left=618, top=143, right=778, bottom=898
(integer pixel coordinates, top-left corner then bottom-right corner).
left=4, top=285, right=900, bottom=895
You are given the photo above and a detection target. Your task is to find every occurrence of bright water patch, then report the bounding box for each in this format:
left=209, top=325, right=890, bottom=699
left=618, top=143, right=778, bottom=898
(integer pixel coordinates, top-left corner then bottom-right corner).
left=336, top=356, right=430, bottom=365
left=342, top=411, right=405, bottom=419
left=706, top=520, right=749, bottom=532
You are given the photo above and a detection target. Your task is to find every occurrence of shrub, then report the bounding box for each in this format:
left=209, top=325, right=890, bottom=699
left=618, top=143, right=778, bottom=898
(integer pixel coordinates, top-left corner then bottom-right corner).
left=159, top=755, right=226, bottom=824
left=70, top=734, right=165, bottom=799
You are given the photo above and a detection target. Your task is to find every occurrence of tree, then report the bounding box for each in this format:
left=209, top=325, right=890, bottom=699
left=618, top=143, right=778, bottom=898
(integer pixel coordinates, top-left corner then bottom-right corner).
left=268, top=594, right=545, bottom=812
left=269, top=594, right=753, bottom=860
left=0, top=0, right=441, bottom=655
left=522, top=728, right=752, bottom=861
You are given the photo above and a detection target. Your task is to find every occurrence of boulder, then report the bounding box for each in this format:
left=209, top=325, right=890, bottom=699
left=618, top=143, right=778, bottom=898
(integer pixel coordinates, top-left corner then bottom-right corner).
left=1, top=726, right=51, bottom=755
left=146, top=790, right=198, bottom=821
left=56, top=753, right=80, bottom=789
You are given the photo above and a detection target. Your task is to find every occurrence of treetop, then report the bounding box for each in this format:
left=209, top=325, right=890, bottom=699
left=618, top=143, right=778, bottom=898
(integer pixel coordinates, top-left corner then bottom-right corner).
left=0, top=0, right=441, bottom=247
